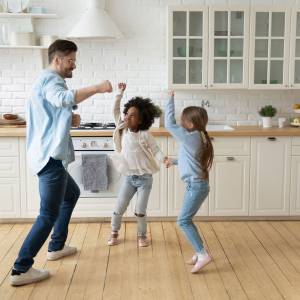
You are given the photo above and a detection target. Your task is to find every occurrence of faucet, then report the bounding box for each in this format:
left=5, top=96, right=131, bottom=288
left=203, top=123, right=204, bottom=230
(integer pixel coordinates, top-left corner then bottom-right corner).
left=201, top=100, right=210, bottom=108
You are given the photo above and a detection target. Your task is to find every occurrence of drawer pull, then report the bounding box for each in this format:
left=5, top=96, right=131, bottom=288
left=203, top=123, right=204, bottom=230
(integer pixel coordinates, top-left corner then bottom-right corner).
left=210, top=137, right=214, bottom=141
left=227, top=157, right=235, bottom=161
left=268, top=137, right=277, bottom=141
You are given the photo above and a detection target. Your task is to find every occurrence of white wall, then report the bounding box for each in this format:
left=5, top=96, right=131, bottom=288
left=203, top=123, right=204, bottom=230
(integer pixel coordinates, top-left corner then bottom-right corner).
left=1, top=0, right=300, bottom=125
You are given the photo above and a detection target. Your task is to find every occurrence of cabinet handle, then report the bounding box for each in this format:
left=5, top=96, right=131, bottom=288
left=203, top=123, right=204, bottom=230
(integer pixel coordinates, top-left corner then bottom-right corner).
left=291, top=84, right=294, bottom=88
left=210, top=136, right=214, bottom=141
left=268, top=137, right=277, bottom=141
left=227, top=157, right=235, bottom=161
left=204, top=85, right=207, bottom=88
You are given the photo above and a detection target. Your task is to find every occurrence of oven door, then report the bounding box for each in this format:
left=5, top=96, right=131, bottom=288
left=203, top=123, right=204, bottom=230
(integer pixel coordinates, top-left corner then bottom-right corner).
left=68, top=151, right=122, bottom=198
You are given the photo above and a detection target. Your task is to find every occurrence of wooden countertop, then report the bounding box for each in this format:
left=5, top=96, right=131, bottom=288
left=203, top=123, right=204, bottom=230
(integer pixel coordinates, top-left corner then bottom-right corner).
left=1, top=126, right=300, bottom=137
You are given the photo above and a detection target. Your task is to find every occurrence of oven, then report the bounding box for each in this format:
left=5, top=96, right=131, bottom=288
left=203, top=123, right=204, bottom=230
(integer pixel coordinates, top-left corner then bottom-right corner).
left=68, top=137, right=122, bottom=198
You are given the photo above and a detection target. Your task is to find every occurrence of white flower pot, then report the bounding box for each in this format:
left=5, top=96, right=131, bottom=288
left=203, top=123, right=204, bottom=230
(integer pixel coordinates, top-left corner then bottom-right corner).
left=262, top=117, right=272, bottom=128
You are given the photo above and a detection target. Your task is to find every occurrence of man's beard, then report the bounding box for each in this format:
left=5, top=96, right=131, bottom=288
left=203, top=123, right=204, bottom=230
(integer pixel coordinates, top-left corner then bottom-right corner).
left=64, top=70, right=73, bottom=78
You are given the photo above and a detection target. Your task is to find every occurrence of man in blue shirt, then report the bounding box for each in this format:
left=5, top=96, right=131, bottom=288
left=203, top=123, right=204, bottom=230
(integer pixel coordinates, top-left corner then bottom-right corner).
left=10, top=39, right=113, bottom=286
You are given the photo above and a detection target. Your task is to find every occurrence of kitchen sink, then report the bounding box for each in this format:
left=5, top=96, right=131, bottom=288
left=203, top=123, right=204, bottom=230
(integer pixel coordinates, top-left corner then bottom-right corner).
left=206, top=124, right=234, bottom=131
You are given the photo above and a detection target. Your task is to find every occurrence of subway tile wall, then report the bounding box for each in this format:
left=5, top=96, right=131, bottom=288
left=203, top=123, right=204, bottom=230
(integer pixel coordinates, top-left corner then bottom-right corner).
left=0, top=0, right=300, bottom=125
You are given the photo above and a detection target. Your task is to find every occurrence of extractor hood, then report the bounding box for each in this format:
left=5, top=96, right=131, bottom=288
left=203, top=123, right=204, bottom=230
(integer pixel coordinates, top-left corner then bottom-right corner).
left=67, top=0, right=123, bottom=39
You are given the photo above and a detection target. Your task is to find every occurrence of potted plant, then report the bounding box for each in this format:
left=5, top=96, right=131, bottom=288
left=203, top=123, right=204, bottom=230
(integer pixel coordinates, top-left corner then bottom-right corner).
left=152, top=104, right=163, bottom=128
left=258, top=105, right=277, bottom=128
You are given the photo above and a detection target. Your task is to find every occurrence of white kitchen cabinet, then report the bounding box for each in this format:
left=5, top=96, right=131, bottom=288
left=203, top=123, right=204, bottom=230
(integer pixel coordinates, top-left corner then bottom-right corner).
left=168, top=6, right=209, bottom=89
left=290, top=137, right=300, bottom=215
left=0, top=178, right=20, bottom=218
left=250, top=137, right=291, bottom=216
left=209, top=156, right=249, bottom=216
left=208, top=6, right=250, bottom=89
left=289, top=8, right=300, bottom=89
left=0, top=137, right=21, bottom=218
left=128, top=137, right=168, bottom=217
left=290, top=156, right=300, bottom=215
left=249, top=6, right=290, bottom=89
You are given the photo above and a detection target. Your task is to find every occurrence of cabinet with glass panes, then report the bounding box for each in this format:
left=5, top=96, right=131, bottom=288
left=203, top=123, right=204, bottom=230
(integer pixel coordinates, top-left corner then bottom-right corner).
left=168, top=6, right=208, bottom=89
left=289, top=9, right=300, bottom=88
left=208, top=6, right=249, bottom=88
left=249, top=7, right=290, bottom=88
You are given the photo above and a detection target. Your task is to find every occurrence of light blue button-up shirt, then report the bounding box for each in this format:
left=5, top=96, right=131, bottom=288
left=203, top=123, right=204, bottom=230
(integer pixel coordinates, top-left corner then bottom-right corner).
left=26, top=69, right=76, bottom=175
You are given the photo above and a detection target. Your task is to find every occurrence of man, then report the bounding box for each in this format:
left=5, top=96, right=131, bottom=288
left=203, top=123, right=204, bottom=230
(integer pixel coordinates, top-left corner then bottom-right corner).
left=10, top=39, right=112, bottom=286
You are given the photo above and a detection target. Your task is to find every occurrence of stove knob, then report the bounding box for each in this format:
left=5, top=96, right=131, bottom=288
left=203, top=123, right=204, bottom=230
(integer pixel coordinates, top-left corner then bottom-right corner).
left=103, top=142, right=109, bottom=148
left=81, top=142, right=87, bottom=148
left=90, top=141, right=97, bottom=147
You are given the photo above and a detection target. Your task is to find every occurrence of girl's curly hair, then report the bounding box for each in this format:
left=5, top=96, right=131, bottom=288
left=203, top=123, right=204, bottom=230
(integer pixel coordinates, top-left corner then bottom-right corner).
left=123, top=97, right=162, bottom=131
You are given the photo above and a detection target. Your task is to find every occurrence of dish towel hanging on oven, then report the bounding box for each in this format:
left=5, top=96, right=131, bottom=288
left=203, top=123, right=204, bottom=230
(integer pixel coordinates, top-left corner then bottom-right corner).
left=82, top=154, right=108, bottom=191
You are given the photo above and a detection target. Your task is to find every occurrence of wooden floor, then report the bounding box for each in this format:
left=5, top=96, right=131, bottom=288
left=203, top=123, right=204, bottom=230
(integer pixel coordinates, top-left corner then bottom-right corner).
left=1, top=221, right=300, bottom=299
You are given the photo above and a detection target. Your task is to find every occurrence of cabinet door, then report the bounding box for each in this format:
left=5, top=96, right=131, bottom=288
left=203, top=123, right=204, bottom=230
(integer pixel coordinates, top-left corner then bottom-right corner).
left=25, top=171, right=40, bottom=218
left=208, top=6, right=249, bottom=88
left=250, top=137, right=291, bottom=216
left=168, top=6, right=208, bottom=89
left=289, top=9, right=300, bottom=88
left=249, top=7, right=290, bottom=88
left=167, top=156, right=208, bottom=217
left=209, top=156, right=249, bottom=216
left=0, top=178, right=20, bottom=218
left=290, top=156, right=300, bottom=215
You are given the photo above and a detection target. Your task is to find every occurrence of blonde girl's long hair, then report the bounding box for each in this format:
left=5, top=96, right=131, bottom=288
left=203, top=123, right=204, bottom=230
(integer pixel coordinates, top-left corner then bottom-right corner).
left=181, top=106, right=214, bottom=180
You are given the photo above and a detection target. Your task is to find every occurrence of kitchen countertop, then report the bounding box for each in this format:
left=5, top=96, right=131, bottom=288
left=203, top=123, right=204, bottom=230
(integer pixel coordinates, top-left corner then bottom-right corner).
left=1, top=126, right=300, bottom=137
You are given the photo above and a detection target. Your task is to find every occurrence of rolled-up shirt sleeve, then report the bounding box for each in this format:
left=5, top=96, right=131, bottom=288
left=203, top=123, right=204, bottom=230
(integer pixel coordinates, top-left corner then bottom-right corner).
left=43, top=75, right=75, bottom=108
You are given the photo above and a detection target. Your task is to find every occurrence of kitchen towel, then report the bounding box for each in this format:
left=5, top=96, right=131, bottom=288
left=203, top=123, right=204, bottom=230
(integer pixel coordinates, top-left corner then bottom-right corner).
left=82, top=154, right=108, bottom=191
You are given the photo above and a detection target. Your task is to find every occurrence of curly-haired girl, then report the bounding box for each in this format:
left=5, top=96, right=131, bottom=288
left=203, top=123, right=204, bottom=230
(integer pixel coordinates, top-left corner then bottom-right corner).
left=108, top=83, right=167, bottom=247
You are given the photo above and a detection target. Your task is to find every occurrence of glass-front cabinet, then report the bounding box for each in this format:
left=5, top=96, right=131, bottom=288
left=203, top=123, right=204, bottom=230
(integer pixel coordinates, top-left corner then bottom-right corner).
left=208, top=7, right=249, bottom=88
left=290, top=9, right=300, bottom=88
left=249, top=7, right=290, bottom=88
left=168, top=6, right=208, bottom=89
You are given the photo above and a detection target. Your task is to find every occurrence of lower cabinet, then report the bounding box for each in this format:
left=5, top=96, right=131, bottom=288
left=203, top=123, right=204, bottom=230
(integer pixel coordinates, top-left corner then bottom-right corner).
left=250, top=137, right=291, bottom=216
left=0, top=137, right=21, bottom=218
left=209, top=156, right=250, bottom=216
left=0, top=135, right=298, bottom=219
left=290, top=156, right=300, bottom=215
left=0, top=178, right=20, bottom=218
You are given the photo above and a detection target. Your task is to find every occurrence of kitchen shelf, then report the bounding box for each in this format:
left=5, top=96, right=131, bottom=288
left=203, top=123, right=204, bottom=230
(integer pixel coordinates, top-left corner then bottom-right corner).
left=0, top=13, right=57, bottom=18
left=0, top=45, right=48, bottom=49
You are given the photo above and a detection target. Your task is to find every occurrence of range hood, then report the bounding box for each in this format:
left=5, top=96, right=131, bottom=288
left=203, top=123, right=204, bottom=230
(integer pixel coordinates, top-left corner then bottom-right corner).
left=67, top=0, right=123, bottom=39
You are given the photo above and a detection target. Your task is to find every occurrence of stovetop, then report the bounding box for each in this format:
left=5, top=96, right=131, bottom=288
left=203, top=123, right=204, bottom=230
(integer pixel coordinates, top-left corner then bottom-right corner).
left=71, top=122, right=116, bottom=130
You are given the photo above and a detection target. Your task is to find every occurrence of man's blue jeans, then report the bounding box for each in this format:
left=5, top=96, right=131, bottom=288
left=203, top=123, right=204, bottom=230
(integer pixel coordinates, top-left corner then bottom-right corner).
left=13, top=158, right=80, bottom=272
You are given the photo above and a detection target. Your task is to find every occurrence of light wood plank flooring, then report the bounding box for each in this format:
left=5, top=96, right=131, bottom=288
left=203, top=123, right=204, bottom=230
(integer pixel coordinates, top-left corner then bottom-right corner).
left=0, top=221, right=300, bottom=300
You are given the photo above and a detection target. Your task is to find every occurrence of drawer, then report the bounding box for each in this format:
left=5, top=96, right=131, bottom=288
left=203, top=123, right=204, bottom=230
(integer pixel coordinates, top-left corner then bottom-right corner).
left=0, top=157, right=20, bottom=177
left=168, top=137, right=250, bottom=156
left=212, top=137, right=250, bottom=156
left=0, top=138, right=19, bottom=156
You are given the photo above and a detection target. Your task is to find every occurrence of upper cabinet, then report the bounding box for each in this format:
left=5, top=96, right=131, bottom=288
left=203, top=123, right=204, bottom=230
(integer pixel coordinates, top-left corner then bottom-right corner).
left=249, top=7, right=290, bottom=89
left=168, top=5, right=299, bottom=90
left=289, top=8, right=300, bottom=89
left=208, top=6, right=249, bottom=89
left=168, top=6, right=208, bottom=89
